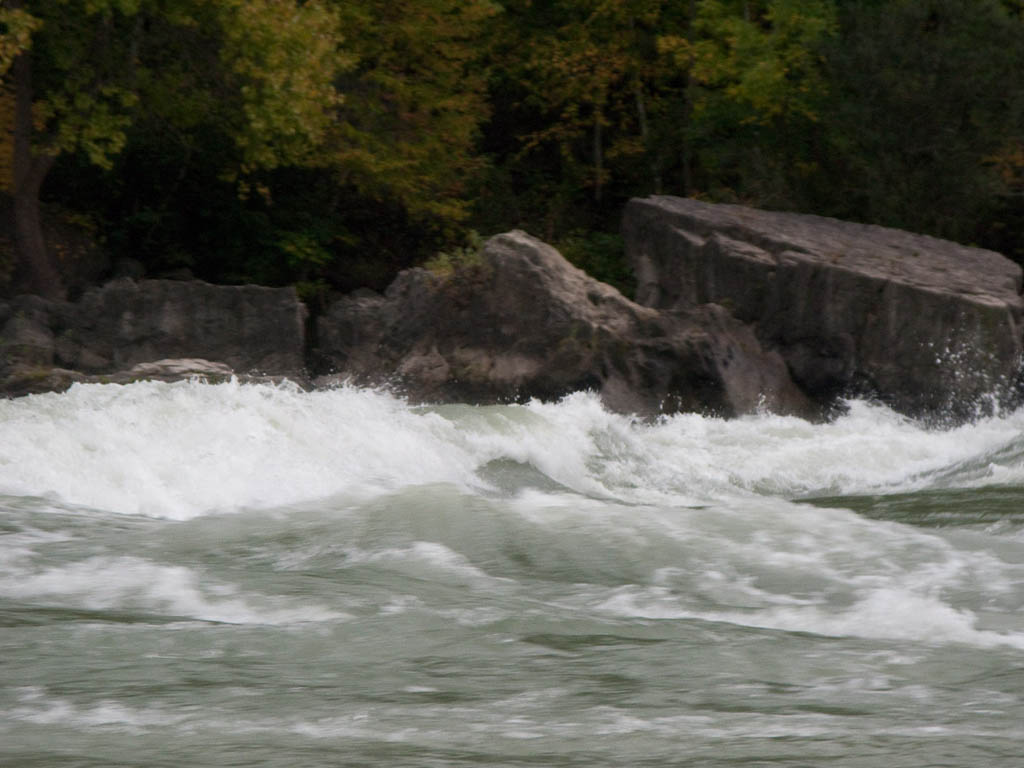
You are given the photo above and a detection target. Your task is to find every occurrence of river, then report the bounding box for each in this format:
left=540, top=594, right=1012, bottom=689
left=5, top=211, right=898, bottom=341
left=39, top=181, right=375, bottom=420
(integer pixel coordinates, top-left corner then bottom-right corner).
left=2, top=380, right=1022, bottom=766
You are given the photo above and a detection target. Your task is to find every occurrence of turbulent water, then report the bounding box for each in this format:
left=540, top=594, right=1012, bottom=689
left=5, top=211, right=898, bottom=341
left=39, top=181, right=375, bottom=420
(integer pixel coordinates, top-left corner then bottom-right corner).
left=2, top=380, right=1023, bottom=767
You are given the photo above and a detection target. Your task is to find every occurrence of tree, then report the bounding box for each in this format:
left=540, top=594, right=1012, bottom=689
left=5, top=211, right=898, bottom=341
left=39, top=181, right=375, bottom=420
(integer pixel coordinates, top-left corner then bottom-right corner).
left=811, top=0, right=1024, bottom=241
left=329, top=0, right=497, bottom=231
left=0, top=0, right=345, bottom=298
left=659, top=0, right=836, bottom=206
left=483, top=0, right=694, bottom=239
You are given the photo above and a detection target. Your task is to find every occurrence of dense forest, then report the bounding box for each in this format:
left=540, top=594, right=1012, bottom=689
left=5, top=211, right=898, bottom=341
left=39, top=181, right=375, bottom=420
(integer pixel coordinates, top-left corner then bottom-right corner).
left=2, top=0, right=1023, bottom=303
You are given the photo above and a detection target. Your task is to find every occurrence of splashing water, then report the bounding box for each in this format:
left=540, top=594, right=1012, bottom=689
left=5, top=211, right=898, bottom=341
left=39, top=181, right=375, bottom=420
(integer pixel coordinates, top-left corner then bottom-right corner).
left=2, top=380, right=1023, bottom=766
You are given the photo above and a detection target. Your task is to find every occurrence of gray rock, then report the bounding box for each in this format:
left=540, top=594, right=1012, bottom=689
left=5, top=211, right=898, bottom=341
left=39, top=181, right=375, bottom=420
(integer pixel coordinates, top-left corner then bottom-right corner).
left=623, top=196, right=1024, bottom=418
left=102, top=357, right=305, bottom=387
left=0, top=295, right=65, bottom=376
left=1, top=312, right=55, bottom=369
left=317, top=231, right=814, bottom=418
left=121, top=358, right=235, bottom=382
left=1, top=279, right=309, bottom=398
left=63, top=279, right=307, bottom=375
left=0, top=365, right=83, bottom=398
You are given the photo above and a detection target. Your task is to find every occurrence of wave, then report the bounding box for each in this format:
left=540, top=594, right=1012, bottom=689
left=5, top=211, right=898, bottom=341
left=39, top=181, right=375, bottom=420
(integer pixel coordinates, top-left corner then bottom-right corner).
left=1, top=380, right=1024, bottom=518
left=0, top=555, right=345, bottom=625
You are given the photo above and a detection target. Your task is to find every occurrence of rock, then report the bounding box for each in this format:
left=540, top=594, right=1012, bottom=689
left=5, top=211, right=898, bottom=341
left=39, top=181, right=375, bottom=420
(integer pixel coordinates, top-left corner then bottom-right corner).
left=0, top=365, right=83, bottom=398
left=1, top=309, right=55, bottom=369
left=61, top=278, right=307, bottom=376
left=1, top=296, right=76, bottom=396
left=623, top=196, right=1024, bottom=418
left=317, top=231, right=814, bottom=418
left=119, top=358, right=235, bottom=382
left=99, top=357, right=305, bottom=387
left=0, top=297, right=69, bottom=391
left=1, top=279, right=309, bottom=398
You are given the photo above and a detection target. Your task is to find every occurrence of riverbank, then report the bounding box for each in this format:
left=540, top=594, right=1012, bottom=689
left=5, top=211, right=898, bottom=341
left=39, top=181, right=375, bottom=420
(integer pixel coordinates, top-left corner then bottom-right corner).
left=4, top=197, right=1022, bottom=423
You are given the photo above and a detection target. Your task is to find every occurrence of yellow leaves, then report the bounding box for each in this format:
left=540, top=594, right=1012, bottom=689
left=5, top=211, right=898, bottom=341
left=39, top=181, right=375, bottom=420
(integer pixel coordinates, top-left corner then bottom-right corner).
left=35, top=82, right=135, bottom=167
left=656, top=34, right=692, bottom=66
left=0, top=7, right=42, bottom=76
left=328, top=0, right=493, bottom=225
left=219, top=0, right=350, bottom=170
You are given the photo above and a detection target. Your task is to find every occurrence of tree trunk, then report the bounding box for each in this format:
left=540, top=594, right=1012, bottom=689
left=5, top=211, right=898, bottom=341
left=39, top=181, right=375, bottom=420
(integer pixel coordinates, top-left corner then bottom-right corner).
left=632, top=78, right=662, bottom=194
left=11, top=50, right=62, bottom=299
left=682, top=0, right=698, bottom=196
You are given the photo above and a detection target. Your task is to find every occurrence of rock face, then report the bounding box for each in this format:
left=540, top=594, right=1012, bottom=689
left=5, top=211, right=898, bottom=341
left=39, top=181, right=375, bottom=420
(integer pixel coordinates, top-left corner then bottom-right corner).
left=7, top=206, right=1017, bottom=421
left=1, top=279, right=307, bottom=395
left=317, top=230, right=813, bottom=418
left=64, top=279, right=307, bottom=374
left=623, top=196, right=1024, bottom=417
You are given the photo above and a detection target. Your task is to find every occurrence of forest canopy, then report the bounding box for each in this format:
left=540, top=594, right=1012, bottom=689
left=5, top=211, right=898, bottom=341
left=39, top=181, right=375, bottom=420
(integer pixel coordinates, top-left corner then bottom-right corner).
left=2, top=0, right=1023, bottom=299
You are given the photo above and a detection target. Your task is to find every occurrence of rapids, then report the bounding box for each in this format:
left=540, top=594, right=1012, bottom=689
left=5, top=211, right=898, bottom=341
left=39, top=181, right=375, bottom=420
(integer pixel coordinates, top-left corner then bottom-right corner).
left=2, top=380, right=1023, bottom=766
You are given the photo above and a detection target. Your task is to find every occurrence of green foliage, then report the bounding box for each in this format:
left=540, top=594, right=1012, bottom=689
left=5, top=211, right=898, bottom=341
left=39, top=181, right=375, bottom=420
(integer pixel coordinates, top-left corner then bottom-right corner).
left=655, top=0, right=837, bottom=206
left=18, top=1, right=345, bottom=172
left=0, top=8, right=41, bottom=76
left=481, top=0, right=836, bottom=237
left=556, top=230, right=633, bottom=297
left=485, top=0, right=685, bottom=237
left=219, top=0, right=350, bottom=173
left=9, top=0, right=1024, bottom=297
left=811, top=0, right=1024, bottom=241
left=682, top=0, right=836, bottom=125
left=329, top=0, right=496, bottom=229
left=423, top=230, right=485, bottom=277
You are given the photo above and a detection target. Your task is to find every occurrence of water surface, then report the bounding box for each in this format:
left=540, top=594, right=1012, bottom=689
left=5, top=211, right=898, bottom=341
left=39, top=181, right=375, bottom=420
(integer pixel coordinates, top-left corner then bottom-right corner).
left=2, top=381, right=1022, bottom=766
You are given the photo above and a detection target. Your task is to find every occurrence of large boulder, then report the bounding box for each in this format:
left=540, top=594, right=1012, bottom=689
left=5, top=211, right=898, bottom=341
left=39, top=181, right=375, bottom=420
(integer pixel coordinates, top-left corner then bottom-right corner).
left=56, top=278, right=307, bottom=375
left=623, top=196, right=1024, bottom=418
left=0, top=295, right=57, bottom=369
left=1, top=279, right=308, bottom=397
left=317, top=231, right=814, bottom=418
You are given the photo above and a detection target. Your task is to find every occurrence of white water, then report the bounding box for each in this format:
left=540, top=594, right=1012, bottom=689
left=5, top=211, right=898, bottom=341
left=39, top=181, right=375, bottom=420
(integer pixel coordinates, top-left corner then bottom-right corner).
left=3, top=380, right=1023, bottom=517
left=2, top=381, right=1023, bottom=766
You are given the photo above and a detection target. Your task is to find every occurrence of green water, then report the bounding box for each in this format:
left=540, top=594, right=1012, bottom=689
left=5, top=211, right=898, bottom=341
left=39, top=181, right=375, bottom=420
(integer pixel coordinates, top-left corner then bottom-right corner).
left=2, top=383, right=1023, bottom=767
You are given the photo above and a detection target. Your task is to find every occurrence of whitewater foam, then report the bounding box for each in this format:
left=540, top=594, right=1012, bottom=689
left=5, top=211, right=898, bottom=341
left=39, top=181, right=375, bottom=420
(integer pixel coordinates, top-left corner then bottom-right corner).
left=0, top=556, right=345, bottom=624
left=3, top=382, right=1024, bottom=518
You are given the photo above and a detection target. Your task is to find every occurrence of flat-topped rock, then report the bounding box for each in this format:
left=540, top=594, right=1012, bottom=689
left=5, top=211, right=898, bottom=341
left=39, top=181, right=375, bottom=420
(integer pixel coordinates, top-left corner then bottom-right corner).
left=623, top=196, right=1024, bottom=418
left=65, top=279, right=307, bottom=374
left=1, top=279, right=309, bottom=397
left=317, top=231, right=814, bottom=418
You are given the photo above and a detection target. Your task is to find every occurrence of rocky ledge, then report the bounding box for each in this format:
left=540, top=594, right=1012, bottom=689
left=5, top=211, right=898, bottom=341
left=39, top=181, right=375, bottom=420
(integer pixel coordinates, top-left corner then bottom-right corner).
left=3, top=197, right=1022, bottom=422
left=0, top=279, right=307, bottom=397
left=624, top=196, right=1024, bottom=418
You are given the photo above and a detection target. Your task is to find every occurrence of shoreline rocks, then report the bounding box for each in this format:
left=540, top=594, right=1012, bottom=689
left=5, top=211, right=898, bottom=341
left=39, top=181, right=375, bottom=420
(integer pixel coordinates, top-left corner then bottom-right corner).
left=623, top=196, right=1024, bottom=418
left=4, top=199, right=1022, bottom=423
left=1, top=280, right=308, bottom=397
left=315, top=231, right=814, bottom=418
